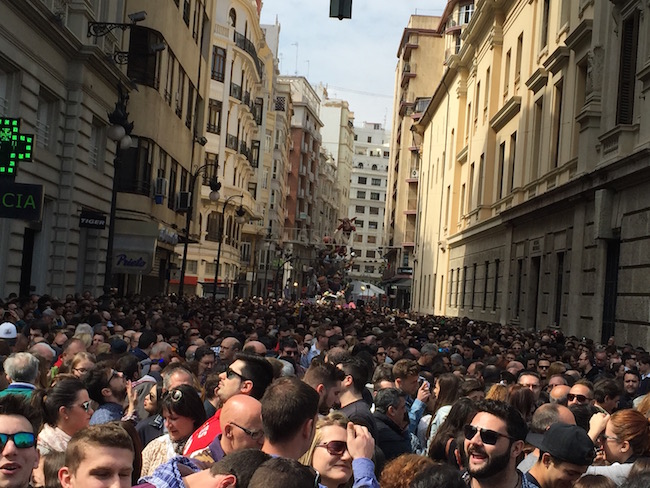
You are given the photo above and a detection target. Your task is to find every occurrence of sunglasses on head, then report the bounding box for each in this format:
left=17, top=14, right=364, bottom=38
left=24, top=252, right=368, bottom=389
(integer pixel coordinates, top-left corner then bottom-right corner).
left=316, top=440, right=348, bottom=456
left=567, top=393, right=592, bottom=403
left=0, top=432, right=36, bottom=450
left=464, top=425, right=513, bottom=445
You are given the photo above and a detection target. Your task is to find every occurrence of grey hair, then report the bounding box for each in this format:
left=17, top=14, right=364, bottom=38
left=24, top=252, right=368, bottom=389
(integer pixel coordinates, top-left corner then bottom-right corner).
left=4, top=352, right=40, bottom=384
left=374, top=387, right=406, bottom=415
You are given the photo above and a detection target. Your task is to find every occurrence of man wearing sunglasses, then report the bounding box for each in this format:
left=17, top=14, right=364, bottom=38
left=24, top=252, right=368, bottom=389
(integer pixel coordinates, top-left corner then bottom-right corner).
left=0, top=394, right=41, bottom=488
left=85, top=366, right=130, bottom=425
left=567, top=380, right=595, bottom=408
left=464, top=400, right=529, bottom=488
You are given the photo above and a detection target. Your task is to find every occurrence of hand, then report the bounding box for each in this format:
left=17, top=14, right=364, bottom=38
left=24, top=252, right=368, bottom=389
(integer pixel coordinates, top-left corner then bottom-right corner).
left=588, top=412, right=609, bottom=442
left=416, top=382, right=431, bottom=403
left=346, top=422, right=374, bottom=460
left=125, top=380, right=138, bottom=413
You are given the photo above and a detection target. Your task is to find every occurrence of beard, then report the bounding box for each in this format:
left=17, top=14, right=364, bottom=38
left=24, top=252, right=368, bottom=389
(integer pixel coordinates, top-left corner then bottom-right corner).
left=467, top=443, right=512, bottom=480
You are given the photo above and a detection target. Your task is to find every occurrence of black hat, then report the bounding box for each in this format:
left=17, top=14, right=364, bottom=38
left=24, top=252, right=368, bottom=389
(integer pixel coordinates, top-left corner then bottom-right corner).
left=532, top=423, right=595, bottom=466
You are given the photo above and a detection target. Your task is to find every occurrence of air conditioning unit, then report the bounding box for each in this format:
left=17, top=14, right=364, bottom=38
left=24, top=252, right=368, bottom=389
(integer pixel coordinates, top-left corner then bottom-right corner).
left=153, top=178, right=168, bottom=204
left=411, top=170, right=419, bottom=178
left=176, top=191, right=192, bottom=211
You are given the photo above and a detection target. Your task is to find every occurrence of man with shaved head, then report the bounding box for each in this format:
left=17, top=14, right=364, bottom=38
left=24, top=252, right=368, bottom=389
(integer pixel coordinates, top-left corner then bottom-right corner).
left=549, top=384, right=571, bottom=406
left=192, top=394, right=265, bottom=463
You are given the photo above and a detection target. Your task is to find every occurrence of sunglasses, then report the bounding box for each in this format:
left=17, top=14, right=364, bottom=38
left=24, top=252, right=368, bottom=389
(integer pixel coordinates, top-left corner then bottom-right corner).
left=229, top=422, right=264, bottom=440
left=316, top=440, right=348, bottom=456
left=225, top=367, right=247, bottom=381
left=77, top=401, right=92, bottom=412
left=0, top=432, right=36, bottom=450
left=567, top=393, right=592, bottom=403
left=282, top=350, right=298, bottom=356
left=464, top=425, right=513, bottom=445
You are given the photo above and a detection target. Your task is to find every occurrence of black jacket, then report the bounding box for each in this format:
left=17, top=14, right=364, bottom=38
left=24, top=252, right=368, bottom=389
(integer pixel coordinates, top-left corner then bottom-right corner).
left=373, top=411, right=411, bottom=461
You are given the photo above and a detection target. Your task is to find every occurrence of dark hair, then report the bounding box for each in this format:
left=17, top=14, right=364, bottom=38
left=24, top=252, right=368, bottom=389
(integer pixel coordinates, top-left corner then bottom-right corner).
left=42, top=451, right=66, bottom=488
left=137, top=330, right=157, bottom=350
left=339, top=357, right=371, bottom=394
left=393, top=359, right=420, bottom=379
left=0, top=394, right=42, bottom=435
left=261, top=377, right=319, bottom=444
left=115, top=353, right=139, bottom=381
left=195, top=345, right=215, bottom=363
left=374, top=388, right=406, bottom=415
left=234, top=352, right=274, bottom=400
left=473, top=399, right=528, bottom=441
left=429, top=397, right=477, bottom=461
left=38, top=377, right=87, bottom=426
left=594, top=378, right=621, bottom=403
left=248, top=457, right=316, bottom=488
left=572, top=475, right=617, bottom=488
left=204, top=374, right=220, bottom=400
left=303, top=361, right=345, bottom=390
left=210, top=448, right=270, bottom=487
left=432, top=373, right=461, bottom=413
left=65, top=423, right=134, bottom=475
left=625, top=369, right=642, bottom=381
left=160, top=384, right=206, bottom=430
left=83, top=366, right=112, bottom=404
left=569, top=404, right=599, bottom=432
left=507, top=385, right=536, bottom=423
left=409, top=463, right=466, bottom=488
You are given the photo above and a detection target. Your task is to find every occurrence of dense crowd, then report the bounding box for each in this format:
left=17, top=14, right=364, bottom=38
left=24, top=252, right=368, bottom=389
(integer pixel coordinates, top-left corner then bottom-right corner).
left=1, top=292, right=650, bottom=488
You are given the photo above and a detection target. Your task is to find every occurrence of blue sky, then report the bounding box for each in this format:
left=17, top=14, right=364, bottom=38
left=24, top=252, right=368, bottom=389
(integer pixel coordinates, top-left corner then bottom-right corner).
left=260, top=0, right=448, bottom=129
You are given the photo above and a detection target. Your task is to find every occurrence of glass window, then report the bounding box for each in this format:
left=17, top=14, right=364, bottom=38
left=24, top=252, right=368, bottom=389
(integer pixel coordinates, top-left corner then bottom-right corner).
left=357, top=190, right=366, bottom=199
left=355, top=205, right=365, bottom=213
left=358, top=176, right=367, bottom=184
left=371, top=178, right=381, bottom=186
left=370, top=192, right=380, bottom=200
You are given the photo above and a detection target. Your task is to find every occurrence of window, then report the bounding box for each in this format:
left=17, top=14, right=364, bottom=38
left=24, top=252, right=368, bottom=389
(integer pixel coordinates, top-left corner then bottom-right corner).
left=482, top=261, right=489, bottom=310
left=367, top=235, right=377, bottom=244
left=88, top=120, right=105, bottom=169
left=370, top=192, right=380, bottom=200
left=165, top=51, right=176, bottom=106
left=176, top=68, right=185, bottom=118
left=364, top=265, right=375, bottom=274
left=356, top=220, right=364, bottom=228
left=357, top=162, right=363, bottom=169
left=477, top=154, right=484, bottom=204
left=185, top=83, right=195, bottom=129
left=484, top=68, right=490, bottom=118
left=354, top=234, right=363, bottom=242
left=532, top=97, right=544, bottom=178
left=368, top=221, right=378, bottom=230
left=168, top=161, right=178, bottom=210
left=540, top=0, right=550, bottom=48
left=497, top=141, right=505, bottom=200
left=207, top=99, right=222, bottom=134
left=471, top=263, right=477, bottom=308
left=355, top=205, right=365, bottom=213
left=211, top=46, right=226, bottom=82
left=371, top=178, right=381, bottom=186
left=468, top=163, right=475, bottom=210
left=127, top=27, right=164, bottom=89
left=356, top=190, right=366, bottom=199
left=0, top=65, right=17, bottom=115
left=186, top=260, right=198, bottom=274
left=228, top=8, right=236, bottom=28
left=503, top=49, right=511, bottom=99
left=116, top=136, right=152, bottom=196
left=36, top=91, right=56, bottom=150
left=493, top=259, right=500, bottom=311
left=369, top=207, right=379, bottom=215
left=552, top=80, right=563, bottom=168
left=459, top=3, right=473, bottom=24
left=372, top=164, right=378, bottom=170
left=367, top=136, right=372, bottom=143
left=515, top=34, right=523, bottom=85
left=358, top=176, right=367, bottom=184
left=352, top=264, right=360, bottom=272
left=366, top=250, right=376, bottom=258
left=509, top=132, right=517, bottom=193
left=617, top=12, right=639, bottom=125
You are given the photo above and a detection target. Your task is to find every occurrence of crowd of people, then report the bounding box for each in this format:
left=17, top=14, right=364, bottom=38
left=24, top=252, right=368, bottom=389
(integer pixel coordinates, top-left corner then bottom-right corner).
left=1, top=292, right=650, bottom=488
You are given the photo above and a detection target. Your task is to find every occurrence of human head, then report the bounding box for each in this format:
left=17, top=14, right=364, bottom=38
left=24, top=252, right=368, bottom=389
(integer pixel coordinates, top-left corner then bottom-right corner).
left=38, top=377, right=93, bottom=434
left=248, top=457, right=317, bottom=488
left=433, top=373, right=461, bottom=410
left=3, top=352, right=40, bottom=384
left=219, top=337, right=242, bottom=365
left=546, top=373, right=568, bottom=391
left=218, top=352, right=274, bottom=403
left=338, top=357, right=371, bottom=395
left=69, top=352, right=96, bottom=379
left=58, top=423, right=134, bottom=488
left=464, top=400, right=527, bottom=481
left=85, top=365, right=127, bottom=405
left=601, top=409, right=650, bottom=464
left=550, top=385, right=571, bottom=406
left=195, top=346, right=216, bottom=376
left=0, top=394, right=42, bottom=488
left=379, top=453, right=435, bottom=488
left=593, top=378, right=621, bottom=413
left=207, top=448, right=270, bottom=488
left=408, top=463, right=466, bottom=488
left=392, top=359, right=420, bottom=397
left=160, top=385, right=206, bottom=442
left=221, top=395, right=265, bottom=454
left=261, top=377, right=319, bottom=456
left=374, top=388, right=408, bottom=431
left=299, top=413, right=353, bottom=488
left=567, top=380, right=595, bottom=407
left=624, top=370, right=641, bottom=396
left=303, top=361, right=345, bottom=414
left=517, top=371, right=542, bottom=401
left=161, top=364, right=196, bottom=392
left=572, top=475, right=617, bottom=488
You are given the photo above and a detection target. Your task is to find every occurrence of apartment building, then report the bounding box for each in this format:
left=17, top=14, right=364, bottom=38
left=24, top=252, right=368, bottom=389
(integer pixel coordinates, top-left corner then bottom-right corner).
left=0, top=0, right=214, bottom=297
left=412, top=0, right=650, bottom=344
left=348, top=122, right=390, bottom=285
left=384, top=14, right=445, bottom=309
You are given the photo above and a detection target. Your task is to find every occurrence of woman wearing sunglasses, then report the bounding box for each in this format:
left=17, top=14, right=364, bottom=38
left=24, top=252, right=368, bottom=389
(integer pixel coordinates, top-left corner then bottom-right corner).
left=299, top=412, right=379, bottom=488
left=140, top=384, right=206, bottom=477
left=34, top=377, right=93, bottom=455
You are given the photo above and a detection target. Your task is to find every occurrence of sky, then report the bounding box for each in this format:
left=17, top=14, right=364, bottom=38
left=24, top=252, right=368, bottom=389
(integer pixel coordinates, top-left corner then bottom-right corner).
left=259, top=0, right=448, bottom=130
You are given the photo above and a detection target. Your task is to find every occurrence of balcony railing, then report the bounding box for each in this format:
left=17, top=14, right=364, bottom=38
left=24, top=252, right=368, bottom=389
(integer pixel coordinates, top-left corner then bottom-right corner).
left=234, top=31, right=263, bottom=78
left=243, top=91, right=250, bottom=106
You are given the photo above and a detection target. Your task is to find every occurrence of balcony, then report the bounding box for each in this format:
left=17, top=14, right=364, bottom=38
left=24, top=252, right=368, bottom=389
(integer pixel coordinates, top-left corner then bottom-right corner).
left=239, top=141, right=250, bottom=161
left=402, top=230, right=416, bottom=247
left=401, top=63, right=416, bottom=88
left=399, top=98, right=415, bottom=116
left=234, top=31, right=263, bottom=78
left=412, top=97, right=431, bottom=120
left=403, top=34, right=418, bottom=59
left=230, top=82, right=242, bottom=100
left=226, top=134, right=238, bottom=151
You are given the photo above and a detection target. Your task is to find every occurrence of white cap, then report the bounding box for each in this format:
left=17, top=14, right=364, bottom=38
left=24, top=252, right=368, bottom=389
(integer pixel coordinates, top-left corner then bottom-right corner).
left=0, top=322, right=17, bottom=339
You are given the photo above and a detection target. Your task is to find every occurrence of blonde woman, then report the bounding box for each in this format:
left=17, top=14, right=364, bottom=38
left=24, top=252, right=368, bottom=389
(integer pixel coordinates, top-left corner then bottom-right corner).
left=300, top=412, right=378, bottom=488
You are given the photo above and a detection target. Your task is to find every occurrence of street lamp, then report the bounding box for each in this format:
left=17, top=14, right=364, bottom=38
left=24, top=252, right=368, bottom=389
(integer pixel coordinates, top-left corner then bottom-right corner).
left=178, top=164, right=221, bottom=296
left=102, top=84, right=133, bottom=308
left=213, top=195, right=246, bottom=302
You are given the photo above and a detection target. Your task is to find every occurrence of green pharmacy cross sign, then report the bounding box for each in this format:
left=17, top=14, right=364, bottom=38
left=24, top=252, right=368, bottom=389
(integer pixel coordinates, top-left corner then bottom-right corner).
left=0, top=118, right=34, bottom=178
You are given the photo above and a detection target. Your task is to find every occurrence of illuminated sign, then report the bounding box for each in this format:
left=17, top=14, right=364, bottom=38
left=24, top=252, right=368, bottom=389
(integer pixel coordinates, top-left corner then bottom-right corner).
left=0, top=181, right=44, bottom=221
left=0, top=118, right=34, bottom=178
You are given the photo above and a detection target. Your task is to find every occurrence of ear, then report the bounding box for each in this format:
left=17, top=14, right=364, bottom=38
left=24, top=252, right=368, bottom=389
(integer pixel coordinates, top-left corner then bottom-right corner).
left=223, top=424, right=233, bottom=439
left=216, top=474, right=237, bottom=488
left=621, top=440, right=631, bottom=454
left=315, top=384, right=325, bottom=396
left=58, top=405, right=68, bottom=419
left=101, top=386, right=112, bottom=399
left=58, top=466, right=72, bottom=488
left=541, top=452, right=552, bottom=468
left=511, top=439, right=525, bottom=459
left=239, top=380, right=253, bottom=395
left=342, top=375, right=353, bottom=388
left=302, top=416, right=315, bottom=439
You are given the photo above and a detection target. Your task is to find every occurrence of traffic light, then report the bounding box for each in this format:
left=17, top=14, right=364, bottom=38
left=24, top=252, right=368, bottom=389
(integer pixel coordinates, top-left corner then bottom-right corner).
left=330, top=0, right=352, bottom=20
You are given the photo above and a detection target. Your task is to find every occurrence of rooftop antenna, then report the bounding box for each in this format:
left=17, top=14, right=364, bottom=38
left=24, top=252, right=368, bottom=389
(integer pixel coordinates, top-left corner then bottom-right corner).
left=306, top=60, right=310, bottom=79
left=291, top=42, right=299, bottom=75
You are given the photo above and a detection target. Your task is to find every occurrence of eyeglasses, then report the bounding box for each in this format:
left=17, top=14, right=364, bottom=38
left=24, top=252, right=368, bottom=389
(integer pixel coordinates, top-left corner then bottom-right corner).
left=464, top=425, right=513, bottom=445
left=282, top=350, right=298, bottom=356
left=108, top=369, right=121, bottom=383
left=538, top=365, right=550, bottom=369
left=316, top=440, right=348, bottom=456
left=0, top=432, right=36, bottom=450
left=600, top=434, right=620, bottom=443
left=73, top=367, right=89, bottom=375
left=229, top=422, right=264, bottom=440
left=76, top=401, right=91, bottom=412
left=225, top=367, right=247, bottom=381
left=567, top=393, right=592, bottom=403
left=376, top=351, right=386, bottom=356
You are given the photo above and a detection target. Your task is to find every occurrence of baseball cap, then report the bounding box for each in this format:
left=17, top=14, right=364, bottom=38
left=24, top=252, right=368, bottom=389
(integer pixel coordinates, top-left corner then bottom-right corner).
left=0, top=322, right=17, bottom=339
left=530, top=423, right=595, bottom=466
